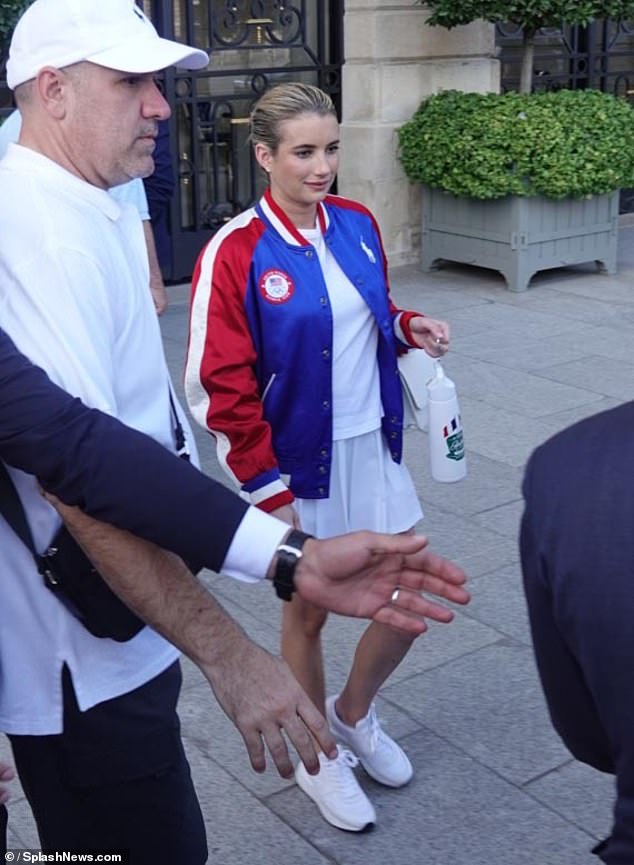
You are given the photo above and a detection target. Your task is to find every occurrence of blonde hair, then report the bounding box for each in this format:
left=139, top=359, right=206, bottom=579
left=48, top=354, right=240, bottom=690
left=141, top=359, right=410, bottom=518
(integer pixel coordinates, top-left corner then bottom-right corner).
left=250, top=83, right=336, bottom=153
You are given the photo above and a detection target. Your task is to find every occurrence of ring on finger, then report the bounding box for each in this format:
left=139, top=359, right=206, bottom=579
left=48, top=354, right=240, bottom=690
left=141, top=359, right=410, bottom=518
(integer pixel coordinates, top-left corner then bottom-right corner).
left=391, top=588, right=400, bottom=604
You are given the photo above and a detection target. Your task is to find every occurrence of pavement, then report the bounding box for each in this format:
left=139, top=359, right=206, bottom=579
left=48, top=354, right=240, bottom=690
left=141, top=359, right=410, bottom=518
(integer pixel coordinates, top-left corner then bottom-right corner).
left=4, top=225, right=634, bottom=863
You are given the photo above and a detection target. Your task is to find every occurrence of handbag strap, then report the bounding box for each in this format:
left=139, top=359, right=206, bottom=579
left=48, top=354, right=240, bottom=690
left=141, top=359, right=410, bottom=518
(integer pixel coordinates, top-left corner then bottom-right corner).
left=0, top=461, right=38, bottom=556
left=168, top=383, right=190, bottom=461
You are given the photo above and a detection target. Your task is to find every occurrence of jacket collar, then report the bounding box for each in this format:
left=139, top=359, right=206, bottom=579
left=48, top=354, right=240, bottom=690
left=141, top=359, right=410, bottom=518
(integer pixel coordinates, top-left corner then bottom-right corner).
left=258, top=187, right=329, bottom=247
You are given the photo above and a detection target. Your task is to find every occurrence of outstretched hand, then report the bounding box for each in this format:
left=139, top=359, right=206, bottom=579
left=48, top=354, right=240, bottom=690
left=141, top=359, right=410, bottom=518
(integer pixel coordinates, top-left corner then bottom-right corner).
left=294, top=532, right=469, bottom=634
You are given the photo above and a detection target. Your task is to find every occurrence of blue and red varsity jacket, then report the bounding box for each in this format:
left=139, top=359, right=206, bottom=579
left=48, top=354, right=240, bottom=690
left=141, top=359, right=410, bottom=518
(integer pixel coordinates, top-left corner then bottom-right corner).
left=185, top=190, right=422, bottom=512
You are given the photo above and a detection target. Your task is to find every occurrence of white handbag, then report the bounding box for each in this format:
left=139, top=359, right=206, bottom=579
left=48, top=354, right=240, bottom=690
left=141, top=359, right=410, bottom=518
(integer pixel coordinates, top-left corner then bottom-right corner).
left=398, top=349, right=436, bottom=432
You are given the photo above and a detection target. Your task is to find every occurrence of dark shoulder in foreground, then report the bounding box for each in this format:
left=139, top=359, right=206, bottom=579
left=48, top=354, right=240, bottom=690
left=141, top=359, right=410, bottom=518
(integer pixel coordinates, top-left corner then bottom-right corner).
left=525, top=400, right=634, bottom=482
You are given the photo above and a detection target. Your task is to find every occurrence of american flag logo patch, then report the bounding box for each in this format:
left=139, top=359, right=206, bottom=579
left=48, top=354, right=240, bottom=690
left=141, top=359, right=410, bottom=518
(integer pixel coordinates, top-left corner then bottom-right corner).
left=259, top=269, right=295, bottom=304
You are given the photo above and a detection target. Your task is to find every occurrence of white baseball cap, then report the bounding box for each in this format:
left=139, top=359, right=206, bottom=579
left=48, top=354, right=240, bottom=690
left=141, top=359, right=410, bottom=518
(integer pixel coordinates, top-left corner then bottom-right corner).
left=6, top=0, right=209, bottom=90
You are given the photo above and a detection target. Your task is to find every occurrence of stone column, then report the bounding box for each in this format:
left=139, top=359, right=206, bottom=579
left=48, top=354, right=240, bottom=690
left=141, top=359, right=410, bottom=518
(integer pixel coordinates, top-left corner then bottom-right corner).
left=339, top=1, right=499, bottom=266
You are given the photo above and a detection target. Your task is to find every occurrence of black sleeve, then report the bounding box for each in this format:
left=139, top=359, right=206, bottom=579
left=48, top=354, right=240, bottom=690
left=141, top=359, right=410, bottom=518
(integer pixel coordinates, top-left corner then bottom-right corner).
left=0, top=327, right=248, bottom=572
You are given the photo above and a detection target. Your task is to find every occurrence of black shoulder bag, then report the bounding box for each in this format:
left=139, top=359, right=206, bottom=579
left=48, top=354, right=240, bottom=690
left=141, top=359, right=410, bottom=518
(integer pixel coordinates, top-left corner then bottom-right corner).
left=0, top=385, right=191, bottom=642
left=0, top=460, right=144, bottom=641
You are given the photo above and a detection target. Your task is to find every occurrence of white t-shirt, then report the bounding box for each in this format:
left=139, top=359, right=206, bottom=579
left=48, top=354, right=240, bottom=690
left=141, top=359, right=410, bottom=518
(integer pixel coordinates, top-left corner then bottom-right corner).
left=0, top=144, right=182, bottom=734
left=0, top=109, right=150, bottom=219
left=300, top=227, right=382, bottom=440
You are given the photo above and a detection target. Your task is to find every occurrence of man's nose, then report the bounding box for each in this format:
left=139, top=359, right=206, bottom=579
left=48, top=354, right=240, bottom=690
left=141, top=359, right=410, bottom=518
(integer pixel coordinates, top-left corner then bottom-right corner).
left=144, top=80, right=171, bottom=121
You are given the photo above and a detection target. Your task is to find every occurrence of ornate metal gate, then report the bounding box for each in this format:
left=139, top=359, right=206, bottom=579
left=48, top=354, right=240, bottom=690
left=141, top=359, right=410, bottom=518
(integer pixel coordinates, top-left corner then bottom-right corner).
left=142, top=1, right=343, bottom=281
left=497, top=19, right=634, bottom=95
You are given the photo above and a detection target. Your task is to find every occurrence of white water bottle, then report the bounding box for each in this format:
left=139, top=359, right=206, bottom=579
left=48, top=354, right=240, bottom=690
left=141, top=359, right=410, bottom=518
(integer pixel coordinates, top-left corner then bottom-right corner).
left=427, top=361, right=466, bottom=482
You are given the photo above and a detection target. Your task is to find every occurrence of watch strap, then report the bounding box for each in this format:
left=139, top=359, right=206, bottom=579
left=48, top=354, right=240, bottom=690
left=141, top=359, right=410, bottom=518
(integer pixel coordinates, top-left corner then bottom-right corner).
left=273, top=529, right=313, bottom=601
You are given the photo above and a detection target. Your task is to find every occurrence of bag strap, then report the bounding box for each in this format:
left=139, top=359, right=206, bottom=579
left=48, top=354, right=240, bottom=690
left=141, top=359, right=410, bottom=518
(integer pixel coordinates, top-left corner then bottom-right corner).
left=168, top=383, right=190, bottom=462
left=0, top=461, right=38, bottom=556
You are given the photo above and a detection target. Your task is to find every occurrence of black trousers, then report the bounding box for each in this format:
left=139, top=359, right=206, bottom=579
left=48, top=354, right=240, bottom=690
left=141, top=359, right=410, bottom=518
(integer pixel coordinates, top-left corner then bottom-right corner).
left=9, top=662, right=206, bottom=865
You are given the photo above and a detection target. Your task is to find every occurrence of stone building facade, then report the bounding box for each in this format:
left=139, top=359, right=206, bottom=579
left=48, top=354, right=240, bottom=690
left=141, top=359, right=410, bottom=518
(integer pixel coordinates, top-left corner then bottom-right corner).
left=338, top=2, right=499, bottom=266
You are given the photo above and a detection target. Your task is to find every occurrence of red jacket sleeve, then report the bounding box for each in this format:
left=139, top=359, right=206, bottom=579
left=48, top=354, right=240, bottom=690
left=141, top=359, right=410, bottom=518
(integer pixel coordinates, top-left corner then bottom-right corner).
left=185, top=218, right=294, bottom=512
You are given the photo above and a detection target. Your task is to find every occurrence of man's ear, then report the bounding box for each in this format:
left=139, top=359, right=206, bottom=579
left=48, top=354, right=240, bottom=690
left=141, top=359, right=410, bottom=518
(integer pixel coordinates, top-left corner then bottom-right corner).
left=35, top=67, right=71, bottom=119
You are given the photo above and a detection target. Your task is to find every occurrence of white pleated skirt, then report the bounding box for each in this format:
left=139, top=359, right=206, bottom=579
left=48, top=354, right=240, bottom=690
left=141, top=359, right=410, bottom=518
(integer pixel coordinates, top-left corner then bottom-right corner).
left=295, top=429, right=423, bottom=540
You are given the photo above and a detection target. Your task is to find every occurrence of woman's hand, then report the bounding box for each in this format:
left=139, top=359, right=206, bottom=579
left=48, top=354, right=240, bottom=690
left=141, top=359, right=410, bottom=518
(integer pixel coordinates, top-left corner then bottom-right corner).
left=270, top=504, right=301, bottom=529
left=408, top=315, right=450, bottom=358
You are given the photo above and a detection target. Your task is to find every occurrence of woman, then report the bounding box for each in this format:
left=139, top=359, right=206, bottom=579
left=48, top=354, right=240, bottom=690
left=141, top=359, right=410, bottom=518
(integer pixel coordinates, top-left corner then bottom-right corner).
left=185, top=83, right=451, bottom=832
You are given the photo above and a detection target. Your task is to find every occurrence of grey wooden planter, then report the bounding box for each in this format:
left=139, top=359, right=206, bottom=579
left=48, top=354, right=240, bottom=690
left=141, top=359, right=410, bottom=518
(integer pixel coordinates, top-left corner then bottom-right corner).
left=421, top=185, right=619, bottom=292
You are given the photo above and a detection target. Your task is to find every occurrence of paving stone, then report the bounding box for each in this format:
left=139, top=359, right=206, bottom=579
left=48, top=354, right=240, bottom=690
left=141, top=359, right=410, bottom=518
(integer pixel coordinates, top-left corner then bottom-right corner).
left=322, top=608, right=501, bottom=688
left=464, top=561, right=533, bottom=645
left=443, top=299, right=599, bottom=342
left=404, top=433, right=524, bottom=519
left=5, top=797, right=38, bottom=849
left=385, top=641, right=570, bottom=786
left=445, top=356, right=606, bottom=419
left=535, top=396, right=623, bottom=433
left=471, top=497, right=525, bottom=539
left=417, top=499, right=523, bottom=577
left=536, top=354, right=634, bottom=401
left=183, top=739, right=331, bottom=865
left=453, top=330, right=592, bottom=372
left=526, top=759, right=615, bottom=840
left=457, top=395, right=599, bottom=467
left=267, top=728, right=601, bottom=865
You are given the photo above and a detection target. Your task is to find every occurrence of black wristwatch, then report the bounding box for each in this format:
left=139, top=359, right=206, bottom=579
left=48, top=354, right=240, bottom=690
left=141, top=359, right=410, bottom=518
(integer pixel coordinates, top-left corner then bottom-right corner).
left=272, top=529, right=313, bottom=601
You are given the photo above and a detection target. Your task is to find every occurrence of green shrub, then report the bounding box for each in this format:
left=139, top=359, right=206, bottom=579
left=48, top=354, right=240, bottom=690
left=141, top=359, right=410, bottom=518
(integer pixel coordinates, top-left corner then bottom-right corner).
left=0, top=0, right=30, bottom=46
left=398, top=89, right=634, bottom=199
left=423, top=1, right=634, bottom=34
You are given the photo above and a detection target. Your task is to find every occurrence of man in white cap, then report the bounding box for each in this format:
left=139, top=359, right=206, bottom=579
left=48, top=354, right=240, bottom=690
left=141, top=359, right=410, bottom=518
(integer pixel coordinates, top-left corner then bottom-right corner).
left=0, top=2, right=211, bottom=859
left=0, top=1, right=469, bottom=860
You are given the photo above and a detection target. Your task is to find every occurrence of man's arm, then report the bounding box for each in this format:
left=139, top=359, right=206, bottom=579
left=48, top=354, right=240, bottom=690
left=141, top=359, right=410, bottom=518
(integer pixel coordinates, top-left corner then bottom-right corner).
left=53, top=501, right=468, bottom=776
left=49, top=502, right=335, bottom=779
left=142, top=219, right=168, bottom=315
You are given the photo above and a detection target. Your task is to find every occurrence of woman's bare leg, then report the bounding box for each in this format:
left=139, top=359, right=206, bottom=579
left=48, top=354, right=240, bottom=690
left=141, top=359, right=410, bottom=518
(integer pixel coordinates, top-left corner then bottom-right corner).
left=281, top=594, right=329, bottom=714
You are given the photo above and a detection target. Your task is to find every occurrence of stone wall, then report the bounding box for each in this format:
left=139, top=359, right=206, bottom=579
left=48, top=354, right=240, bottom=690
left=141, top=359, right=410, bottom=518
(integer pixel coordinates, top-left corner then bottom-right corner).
left=339, top=0, right=500, bottom=266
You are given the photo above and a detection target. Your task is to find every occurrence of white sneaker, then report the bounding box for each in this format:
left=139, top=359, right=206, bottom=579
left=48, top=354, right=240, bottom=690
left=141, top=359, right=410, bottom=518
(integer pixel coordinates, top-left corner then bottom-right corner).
left=295, top=749, right=376, bottom=832
left=326, top=695, right=413, bottom=788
